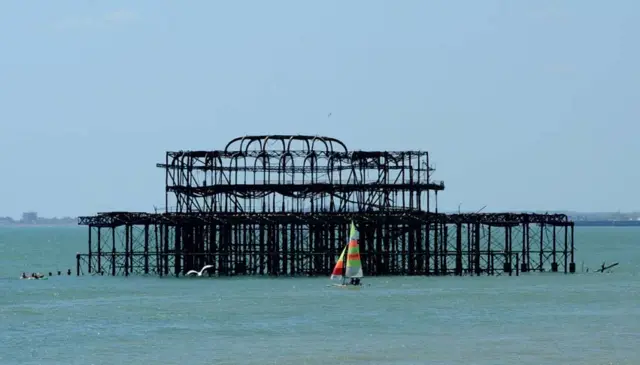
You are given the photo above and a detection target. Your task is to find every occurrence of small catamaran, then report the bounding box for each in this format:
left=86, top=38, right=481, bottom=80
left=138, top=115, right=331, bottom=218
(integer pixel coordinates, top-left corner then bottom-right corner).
left=329, top=221, right=364, bottom=288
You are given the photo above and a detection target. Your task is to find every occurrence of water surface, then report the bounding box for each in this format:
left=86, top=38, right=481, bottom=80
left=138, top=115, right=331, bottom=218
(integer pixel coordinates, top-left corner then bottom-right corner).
left=0, top=226, right=638, bottom=364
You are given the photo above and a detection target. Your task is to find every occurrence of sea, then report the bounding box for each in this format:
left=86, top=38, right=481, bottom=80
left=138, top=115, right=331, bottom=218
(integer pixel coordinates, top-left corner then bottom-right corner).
left=0, top=226, right=638, bottom=365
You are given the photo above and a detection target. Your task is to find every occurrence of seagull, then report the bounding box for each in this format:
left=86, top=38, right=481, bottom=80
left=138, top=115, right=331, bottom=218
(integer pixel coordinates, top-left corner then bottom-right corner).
left=186, top=264, right=214, bottom=277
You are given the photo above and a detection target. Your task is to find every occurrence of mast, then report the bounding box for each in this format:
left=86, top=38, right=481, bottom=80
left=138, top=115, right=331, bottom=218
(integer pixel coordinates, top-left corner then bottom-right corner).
left=341, top=239, right=346, bottom=285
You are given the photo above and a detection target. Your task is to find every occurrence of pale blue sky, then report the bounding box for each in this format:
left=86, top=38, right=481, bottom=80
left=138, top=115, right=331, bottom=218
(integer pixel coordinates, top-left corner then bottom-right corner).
left=0, top=0, right=637, bottom=218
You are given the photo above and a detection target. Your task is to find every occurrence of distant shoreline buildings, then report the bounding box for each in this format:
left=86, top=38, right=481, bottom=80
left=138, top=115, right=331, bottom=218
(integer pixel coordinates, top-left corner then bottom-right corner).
left=567, top=211, right=640, bottom=226
left=0, top=211, right=77, bottom=226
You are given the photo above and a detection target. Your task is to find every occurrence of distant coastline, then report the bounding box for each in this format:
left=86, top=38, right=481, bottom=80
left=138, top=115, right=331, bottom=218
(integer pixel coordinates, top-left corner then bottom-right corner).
left=0, top=211, right=77, bottom=227
left=573, top=220, right=640, bottom=227
left=0, top=220, right=78, bottom=227
left=550, top=211, right=640, bottom=227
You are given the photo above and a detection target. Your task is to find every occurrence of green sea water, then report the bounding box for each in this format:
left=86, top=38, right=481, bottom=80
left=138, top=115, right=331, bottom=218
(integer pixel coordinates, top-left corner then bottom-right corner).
left=0, top=226, right=638, bottom=365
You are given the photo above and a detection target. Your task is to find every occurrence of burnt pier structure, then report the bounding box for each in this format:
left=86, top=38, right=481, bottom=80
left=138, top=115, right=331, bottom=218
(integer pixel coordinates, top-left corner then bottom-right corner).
left=76, top=135, right=576, bottom=277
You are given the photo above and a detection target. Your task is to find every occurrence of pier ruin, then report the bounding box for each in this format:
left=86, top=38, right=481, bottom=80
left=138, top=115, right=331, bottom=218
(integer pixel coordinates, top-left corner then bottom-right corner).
left=76, top=135, right=576, bottom=277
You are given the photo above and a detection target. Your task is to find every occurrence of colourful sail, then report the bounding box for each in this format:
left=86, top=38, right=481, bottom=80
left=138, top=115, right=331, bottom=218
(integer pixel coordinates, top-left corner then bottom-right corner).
left=344, top=222, right=363, bottom=278
left=330, top=246, right=347, bottom=280
left=330, top=221, right=363, bottom=281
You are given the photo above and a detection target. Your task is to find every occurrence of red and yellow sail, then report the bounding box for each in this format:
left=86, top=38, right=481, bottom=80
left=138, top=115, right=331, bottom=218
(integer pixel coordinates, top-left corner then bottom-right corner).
left=330, top=246, right=347, bottom=279
left=330, top=222, right=363, bottom=280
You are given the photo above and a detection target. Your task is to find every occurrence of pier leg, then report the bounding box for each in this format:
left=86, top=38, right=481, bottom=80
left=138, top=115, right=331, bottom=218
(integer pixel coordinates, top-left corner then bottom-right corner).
left=466, top=223, right=471, bottom=274
left=551, top=226, right=558, bottom=272
left=144, top=224, right=149, bottom=274
left=88, top=226, right=92, bottom=274
left=521, top=223, right=528, bottom=273
left=539, top=223, right=544, bottom=271
left=124, top=225, right=130, bottom=276
left=174, top=225, right=181, bottom=276
left=408, top=224, right=415, bottom=275
left=488, top=226, right=493, bottom=275
left=163, top=224, right=169, bottom=275
left=503, top=226, right=511, bottom=274
left=155, top=224, right=161, bottom=276
left=455, top=223, right=462, bottom=275
left=442, top=225, right=448, bottom=274
left=474, top=222, right=481, bottom=276
left=569, top=224, right=576, bottom=273
left=564, top=225, right=568, bottom=274
left=97, top=228, right=102, bottom=274
left=425, top=223, right=431, bottom=275
left=434, top=222, right=439, bottom=275
left=111, top=226, right=116, bottom=276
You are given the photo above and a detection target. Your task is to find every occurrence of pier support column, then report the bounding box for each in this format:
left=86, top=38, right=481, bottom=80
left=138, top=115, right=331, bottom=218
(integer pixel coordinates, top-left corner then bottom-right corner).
left=97, top=228, right=102, bottom=275
left=111, top=226, right=116, bottom=276
left=520, top=223, right=529, bottom=273
left=88, top=226, right=92, bottom=273
left=124, top=225, right=130, bottom=276
left=144, top=224, right=150, bottom=274
left=563, top=224, right=568, bottom=274
left=474, top=222, right=481, bottom=276
left=503, top=225, right=512, bottom=274
left=551, top=226, right=558, bottom=272
left=569, top=223, right=576, bottom=273
left=455, top=223, right=462, bottom=275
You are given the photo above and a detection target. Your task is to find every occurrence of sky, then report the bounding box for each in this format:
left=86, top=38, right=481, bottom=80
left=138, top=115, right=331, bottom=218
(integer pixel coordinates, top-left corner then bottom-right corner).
left=0, top=0, right=638, bottom=218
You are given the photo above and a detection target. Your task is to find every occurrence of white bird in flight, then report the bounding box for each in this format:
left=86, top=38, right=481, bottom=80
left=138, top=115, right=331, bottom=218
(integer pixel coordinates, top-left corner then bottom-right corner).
left=186, top=264, right=214, bottom=277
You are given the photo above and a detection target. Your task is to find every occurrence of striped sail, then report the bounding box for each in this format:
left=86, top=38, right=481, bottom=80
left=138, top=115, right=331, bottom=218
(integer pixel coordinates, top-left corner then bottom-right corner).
left=330, top=246, right=347, bottom=280
left=344, top=222, right=363, bottom=278
left=330, top=221, right=363, bottom=281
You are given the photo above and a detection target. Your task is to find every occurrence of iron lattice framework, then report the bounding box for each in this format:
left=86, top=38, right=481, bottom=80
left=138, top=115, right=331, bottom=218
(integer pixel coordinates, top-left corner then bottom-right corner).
left=75, top=135, right=576, bottom=277
left=158, top=135, right=443, bottom=214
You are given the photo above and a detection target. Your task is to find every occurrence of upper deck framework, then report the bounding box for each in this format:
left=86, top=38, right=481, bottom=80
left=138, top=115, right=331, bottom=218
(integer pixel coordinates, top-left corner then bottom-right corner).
left=156, top=135, right=444, bottom=215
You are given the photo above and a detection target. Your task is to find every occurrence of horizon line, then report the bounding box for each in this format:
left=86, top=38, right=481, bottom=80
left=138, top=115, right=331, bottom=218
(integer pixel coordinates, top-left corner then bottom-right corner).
left=3, top=209, right=640, bottom=220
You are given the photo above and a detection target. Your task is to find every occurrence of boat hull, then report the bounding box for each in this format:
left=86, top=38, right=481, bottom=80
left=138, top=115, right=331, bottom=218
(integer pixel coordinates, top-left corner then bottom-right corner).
left=328, top=283, right=362, bottom=289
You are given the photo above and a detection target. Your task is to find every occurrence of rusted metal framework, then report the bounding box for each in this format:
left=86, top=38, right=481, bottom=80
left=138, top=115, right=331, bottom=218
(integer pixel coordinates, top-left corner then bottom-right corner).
left=160, top=135, right=441, bottom=214
left=76, top=135, right=576, bottom=277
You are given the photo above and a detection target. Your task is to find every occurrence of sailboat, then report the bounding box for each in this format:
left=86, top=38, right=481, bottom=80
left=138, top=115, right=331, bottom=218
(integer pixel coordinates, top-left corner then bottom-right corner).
left=329, top=221, right=364, bottom=288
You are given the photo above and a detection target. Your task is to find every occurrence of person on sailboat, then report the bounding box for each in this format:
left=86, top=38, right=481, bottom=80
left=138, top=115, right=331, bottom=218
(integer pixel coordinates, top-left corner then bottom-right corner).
left=350, top=277, right=361, bottom=286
